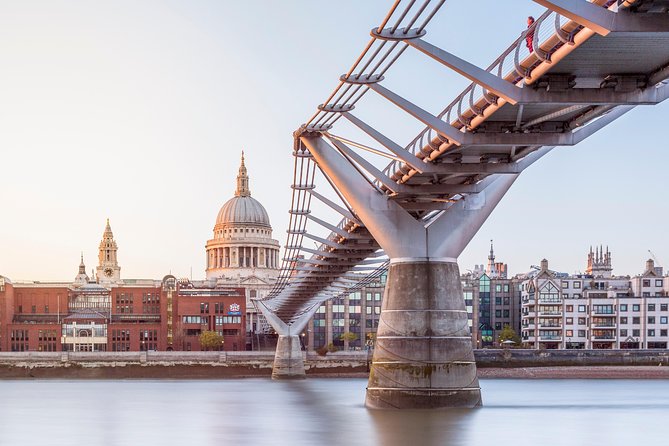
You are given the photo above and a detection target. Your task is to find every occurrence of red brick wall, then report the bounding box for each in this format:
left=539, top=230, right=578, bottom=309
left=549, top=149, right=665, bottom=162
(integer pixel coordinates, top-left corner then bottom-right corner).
left=174, top=287, right=246, bottom=351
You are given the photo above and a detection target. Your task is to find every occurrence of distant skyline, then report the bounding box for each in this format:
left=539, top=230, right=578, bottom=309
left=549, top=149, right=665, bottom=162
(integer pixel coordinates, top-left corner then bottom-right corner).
left=1, top=1, right=667, bottom=281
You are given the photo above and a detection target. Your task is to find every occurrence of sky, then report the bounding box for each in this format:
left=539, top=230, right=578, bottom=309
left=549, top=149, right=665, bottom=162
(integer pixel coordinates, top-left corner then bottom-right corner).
left=0, top=0, right=667, bottom=282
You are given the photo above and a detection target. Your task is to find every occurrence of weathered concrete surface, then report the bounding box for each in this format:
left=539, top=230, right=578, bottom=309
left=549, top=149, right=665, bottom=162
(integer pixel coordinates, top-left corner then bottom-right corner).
left=366, top=261, right=482, bottom=409
left=271, top=335, right=306, bottom=380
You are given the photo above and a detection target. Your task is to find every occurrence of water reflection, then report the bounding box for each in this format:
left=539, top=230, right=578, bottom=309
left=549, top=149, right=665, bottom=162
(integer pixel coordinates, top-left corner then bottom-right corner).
left=0, top=378, right=667, bottom=446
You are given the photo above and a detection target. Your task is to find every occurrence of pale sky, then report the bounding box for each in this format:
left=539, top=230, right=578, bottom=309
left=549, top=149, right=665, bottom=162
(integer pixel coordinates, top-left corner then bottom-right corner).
left=1, top=1, right=667, bottom=282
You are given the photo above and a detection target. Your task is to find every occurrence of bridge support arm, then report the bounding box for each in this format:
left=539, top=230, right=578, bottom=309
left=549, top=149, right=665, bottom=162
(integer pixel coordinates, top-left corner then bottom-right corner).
left=256, top=300, right=320, bottom=380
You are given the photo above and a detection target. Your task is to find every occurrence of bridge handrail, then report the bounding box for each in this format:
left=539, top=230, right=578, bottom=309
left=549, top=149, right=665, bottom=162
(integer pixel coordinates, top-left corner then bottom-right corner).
left=379, top=0, right=615, bottom=186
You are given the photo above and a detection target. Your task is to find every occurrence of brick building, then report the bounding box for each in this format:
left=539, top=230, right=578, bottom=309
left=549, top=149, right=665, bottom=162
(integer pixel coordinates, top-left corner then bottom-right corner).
left=0, top=222, right=246, bottom=352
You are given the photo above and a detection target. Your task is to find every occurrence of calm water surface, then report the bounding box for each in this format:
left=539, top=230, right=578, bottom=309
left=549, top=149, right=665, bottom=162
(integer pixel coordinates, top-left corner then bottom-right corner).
left=0, top=378, right=666, bottom=445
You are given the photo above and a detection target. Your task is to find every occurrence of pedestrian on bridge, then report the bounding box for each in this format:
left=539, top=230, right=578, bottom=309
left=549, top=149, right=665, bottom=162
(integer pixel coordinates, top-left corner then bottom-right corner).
left=526, top=16, right=535, bottom=52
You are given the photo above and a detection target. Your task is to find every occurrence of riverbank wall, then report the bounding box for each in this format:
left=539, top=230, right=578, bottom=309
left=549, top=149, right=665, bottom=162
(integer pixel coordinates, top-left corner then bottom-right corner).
left=1, top=350, right=668, bottom=379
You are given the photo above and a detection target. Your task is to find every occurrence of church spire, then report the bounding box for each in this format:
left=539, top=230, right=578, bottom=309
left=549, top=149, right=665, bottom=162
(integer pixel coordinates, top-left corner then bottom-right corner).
left=97, top=218, right=121, bottom=284
left=235, top=151, right=251, bottom=197
left=79, top=252, right=86, bottom=274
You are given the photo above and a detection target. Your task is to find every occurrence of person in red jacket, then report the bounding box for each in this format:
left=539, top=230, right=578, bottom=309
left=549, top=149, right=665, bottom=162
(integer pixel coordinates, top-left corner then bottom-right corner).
left=526, top=16, right=535, bottom=52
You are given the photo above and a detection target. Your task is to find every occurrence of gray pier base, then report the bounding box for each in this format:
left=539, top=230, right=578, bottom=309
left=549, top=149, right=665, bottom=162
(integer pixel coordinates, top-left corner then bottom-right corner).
left=366, top=261, right=482, bottom=409
left=272, top=335, right=306, bottom=380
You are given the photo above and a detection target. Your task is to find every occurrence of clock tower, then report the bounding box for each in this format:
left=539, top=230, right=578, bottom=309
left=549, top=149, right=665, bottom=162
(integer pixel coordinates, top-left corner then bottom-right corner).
left=96, top=218, right=121, bottom=285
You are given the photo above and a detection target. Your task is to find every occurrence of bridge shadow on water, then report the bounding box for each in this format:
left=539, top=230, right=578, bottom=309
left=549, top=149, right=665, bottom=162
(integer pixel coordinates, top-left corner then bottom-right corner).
left=280, top=379, right=472, bottom=446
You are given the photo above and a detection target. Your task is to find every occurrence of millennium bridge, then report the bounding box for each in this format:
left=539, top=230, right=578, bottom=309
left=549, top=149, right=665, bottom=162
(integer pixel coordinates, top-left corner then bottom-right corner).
left=255, top=0, right=669, bottom=409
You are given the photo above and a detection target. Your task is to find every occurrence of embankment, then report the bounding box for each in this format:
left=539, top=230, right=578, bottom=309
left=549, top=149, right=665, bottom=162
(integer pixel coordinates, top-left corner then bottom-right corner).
left=1, top=350, right=668, bottom=379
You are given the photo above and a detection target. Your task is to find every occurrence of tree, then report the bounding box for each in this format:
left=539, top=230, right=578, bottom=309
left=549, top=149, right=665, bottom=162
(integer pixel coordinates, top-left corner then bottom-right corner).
left=497, top=325, right=521, bottom=347
left=199, top=330, right=224, bottom=351
left=340, top=332, right=359, bottom=343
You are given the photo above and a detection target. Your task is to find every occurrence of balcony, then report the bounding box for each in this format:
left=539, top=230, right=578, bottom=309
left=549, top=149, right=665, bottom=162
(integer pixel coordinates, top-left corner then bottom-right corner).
left=592, top=322, right=616, bottom=328
left=538, top=323, right=562, bottom=329
left=538, top=311, right=562, bottom=317
left=591, top=312, right=615, bottom=317
left=591, top=335, right=616, bottom=341
left=539, top=335, right=562, bottom=341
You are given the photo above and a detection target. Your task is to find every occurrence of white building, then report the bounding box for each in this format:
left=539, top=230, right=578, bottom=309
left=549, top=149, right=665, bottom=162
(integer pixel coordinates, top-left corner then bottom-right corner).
left=521, top=248, right=669, bottom=349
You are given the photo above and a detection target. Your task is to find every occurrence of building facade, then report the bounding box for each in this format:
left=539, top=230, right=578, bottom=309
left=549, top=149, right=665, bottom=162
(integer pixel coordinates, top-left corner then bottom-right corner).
left=521, top=249, right=669, bottom=349
left=0, top=221, right=247, bottom=352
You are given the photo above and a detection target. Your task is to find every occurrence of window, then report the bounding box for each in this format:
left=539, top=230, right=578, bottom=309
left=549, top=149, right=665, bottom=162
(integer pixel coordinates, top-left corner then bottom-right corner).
left=648, top=329, right=656, bottom=337
left=504, top=297, right=510, bottom=305
left=593, top=305, right=613, bottom=314
left=661, top=316, right=668, bottom=324
left=649, top=304, right=656, bottom=311
left=578, top=305, right=586, bottom=313
left=574, top=282, right=581, bottom=289
left=565, top=330, right=573, bottom=337
left=578, top=330, right=586, bottom=337
left=200, top=303, right=209, bottom=314
left=495, top=310, right=502, bottom=318
left=632, top=329, right=640, bottom=337
left=503, top=284, right=509, bottom=292
left=566, top=317, right=573, bottom=324
left=563, top=293, right=569, bottom=298
left=649, top=316, right=656, bottom=324
left=643, top=279, right=651, bottom=287
left=620, top=329, right=628, bottom=337
left=633, top=317, right=640, bottom=324
left=503, top=310, right=510, bottom=318
left=561, top=281, right=569, bottom=288
left=495, top=284, right=502, bottom=292
left=620, top=304, right=628, bottom=312
left=539, top=282, right=560, bottom=303
left=495, top=297, right=502, bottom=305
left=662, top=304, right=668, bottom=312
left=662, top=330, right=668, bottom=337
left=633, top=304, right=640, bottom=312
left=566, top=305, right=574, bottom=312
left=215, top=316, right=242, bottom=324
left=620, top=317, right=628, bottom=324
left=578, top=317, right=586, bottom=325
left=495, top=322, right=502, bottom=330
left=656, top=279, right=663, bottom=287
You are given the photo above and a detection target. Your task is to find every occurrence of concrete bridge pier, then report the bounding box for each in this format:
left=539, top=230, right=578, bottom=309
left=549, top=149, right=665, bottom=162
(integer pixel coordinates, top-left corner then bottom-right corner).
left=272, top=335, right=305, bottom=380
left=256, top=300, right=318, bottom=380
left=366, top=259, right=480, bottom=408
left=301, top=135, right=537, bottom=408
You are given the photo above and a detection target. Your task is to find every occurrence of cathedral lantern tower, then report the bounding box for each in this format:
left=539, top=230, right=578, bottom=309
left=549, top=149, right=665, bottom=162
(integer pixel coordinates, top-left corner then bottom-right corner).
left=96, top=219, right=121, bottom=285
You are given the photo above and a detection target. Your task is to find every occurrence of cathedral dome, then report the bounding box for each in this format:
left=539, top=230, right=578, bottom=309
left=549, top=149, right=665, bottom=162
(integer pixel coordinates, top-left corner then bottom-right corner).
left=215, top=151, right=271, bottom=228
left=216, top=195, right=270, bottom=227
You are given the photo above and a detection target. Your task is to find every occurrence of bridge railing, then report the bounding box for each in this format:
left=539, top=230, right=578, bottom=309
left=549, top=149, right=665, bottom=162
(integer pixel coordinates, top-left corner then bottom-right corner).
left=380, top=0, right=616, bottom=184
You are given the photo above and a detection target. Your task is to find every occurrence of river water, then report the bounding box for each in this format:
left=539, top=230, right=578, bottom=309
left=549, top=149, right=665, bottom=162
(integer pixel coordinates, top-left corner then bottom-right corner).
left=0, top=378, right=666, bottom=445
